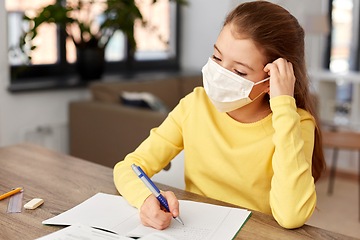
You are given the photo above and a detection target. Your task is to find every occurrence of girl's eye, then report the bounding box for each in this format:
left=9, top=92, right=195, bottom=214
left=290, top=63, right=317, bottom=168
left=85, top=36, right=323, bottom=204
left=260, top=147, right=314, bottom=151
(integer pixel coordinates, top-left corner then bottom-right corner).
left=235, top=69, right=247, bottom=76
left=212, top=55, right=221, bottom=61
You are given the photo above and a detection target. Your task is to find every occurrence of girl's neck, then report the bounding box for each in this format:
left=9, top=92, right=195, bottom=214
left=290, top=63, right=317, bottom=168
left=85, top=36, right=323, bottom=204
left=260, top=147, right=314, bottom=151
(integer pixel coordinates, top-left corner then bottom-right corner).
left=226, top=95, right=271, bottom=123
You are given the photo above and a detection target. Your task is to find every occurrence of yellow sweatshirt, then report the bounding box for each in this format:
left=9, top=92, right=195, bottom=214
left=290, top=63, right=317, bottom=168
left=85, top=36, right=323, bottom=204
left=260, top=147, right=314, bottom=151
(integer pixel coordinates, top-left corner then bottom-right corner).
left=113, top=87, right=316, bottom=229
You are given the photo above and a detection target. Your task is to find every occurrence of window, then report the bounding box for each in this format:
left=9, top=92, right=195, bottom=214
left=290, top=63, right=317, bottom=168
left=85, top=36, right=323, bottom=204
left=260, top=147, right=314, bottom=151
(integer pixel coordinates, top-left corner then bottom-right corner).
left=7, top=0, right=181, bottom=90
left=328, top=0, right=356, bottom=73
left=7, top=0, right=58, bottom=65
left=326, top=0, right=360, bottom=124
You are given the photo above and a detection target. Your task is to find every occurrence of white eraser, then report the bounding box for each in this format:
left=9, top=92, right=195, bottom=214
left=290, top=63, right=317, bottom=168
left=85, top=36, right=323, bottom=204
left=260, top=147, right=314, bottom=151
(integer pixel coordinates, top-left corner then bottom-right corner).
left=24, top=198, right=44, bottom=209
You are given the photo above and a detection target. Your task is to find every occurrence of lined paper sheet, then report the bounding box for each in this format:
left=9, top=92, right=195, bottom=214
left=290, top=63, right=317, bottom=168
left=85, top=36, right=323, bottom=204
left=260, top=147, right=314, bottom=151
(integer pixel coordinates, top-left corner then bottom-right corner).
left=42, top=193, right=251, bottom=240
left=127, top=200, right=252, bottom=240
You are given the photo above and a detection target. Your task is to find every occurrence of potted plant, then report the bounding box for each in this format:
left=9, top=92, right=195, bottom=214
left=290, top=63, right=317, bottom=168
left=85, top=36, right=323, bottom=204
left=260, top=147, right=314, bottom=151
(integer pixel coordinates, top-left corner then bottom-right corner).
left=18, top=0, right=187, bottom=80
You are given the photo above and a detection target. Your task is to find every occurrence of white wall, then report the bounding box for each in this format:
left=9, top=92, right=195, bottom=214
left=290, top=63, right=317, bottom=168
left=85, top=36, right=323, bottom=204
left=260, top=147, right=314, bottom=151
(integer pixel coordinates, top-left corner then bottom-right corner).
left=180, top=0, right=326, bottom=72
left=179, top=0, right=232, bottom=72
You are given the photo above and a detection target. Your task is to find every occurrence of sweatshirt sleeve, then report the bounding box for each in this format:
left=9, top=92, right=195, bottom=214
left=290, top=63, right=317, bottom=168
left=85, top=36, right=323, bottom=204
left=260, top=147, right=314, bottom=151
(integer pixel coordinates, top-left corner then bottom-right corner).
left=269, top=95, right=316, bottom=229
left=113, top=93, right=193, bottom=209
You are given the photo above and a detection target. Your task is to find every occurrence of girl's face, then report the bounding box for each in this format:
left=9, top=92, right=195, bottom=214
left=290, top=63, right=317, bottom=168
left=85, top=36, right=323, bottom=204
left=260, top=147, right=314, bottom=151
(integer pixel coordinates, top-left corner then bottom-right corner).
left=212, top=24, right=269, bottom=99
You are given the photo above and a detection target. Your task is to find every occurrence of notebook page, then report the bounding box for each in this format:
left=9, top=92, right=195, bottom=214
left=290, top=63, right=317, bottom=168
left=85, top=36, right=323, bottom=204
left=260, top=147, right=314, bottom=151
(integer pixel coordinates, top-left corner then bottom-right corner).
left=42, top=193, right=141, bottom=235
left=126, top=200, right=251, bottom=240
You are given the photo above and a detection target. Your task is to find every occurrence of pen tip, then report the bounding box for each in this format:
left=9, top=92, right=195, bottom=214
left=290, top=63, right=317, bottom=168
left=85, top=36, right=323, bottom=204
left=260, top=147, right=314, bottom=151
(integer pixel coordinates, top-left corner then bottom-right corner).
left=175, top=216, right=184, bottom=225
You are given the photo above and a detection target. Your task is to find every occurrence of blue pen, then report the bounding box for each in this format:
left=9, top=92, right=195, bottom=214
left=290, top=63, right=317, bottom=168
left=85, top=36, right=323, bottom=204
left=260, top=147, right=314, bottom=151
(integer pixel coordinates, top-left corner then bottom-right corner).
left=131, top=164, right=184, bottom=225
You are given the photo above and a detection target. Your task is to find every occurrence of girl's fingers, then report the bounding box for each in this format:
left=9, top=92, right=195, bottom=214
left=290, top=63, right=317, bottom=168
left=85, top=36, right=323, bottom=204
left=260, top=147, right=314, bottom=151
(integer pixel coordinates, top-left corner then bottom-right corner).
left=263, top=58, right=295, bottom=98
left=141, top=214, right=172, bottom=230
left=140, top=194, right=173, bottom=230
left=264, top=62, right=279, bottom=76
left=273, top=58, right=287, bottom=75
left=162, top=191, right=180, bottom=217
left=287, top=61, right=295, bottom=81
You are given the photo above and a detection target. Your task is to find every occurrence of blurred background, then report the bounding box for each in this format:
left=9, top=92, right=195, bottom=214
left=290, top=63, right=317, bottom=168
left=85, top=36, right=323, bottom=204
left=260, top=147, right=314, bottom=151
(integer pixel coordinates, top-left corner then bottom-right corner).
left=0, top=0, right=359, bottom=238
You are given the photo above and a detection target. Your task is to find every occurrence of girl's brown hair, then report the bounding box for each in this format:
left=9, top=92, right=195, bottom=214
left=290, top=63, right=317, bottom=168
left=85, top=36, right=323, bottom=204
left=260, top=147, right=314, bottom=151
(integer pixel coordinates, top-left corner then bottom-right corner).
left=224, top=1, right=325, bottom=182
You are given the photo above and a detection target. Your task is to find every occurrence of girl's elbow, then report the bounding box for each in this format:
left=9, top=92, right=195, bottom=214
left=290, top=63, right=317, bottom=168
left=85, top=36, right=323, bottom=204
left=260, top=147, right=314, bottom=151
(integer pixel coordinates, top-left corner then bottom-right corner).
left=274, top=208, right=314, bottom=229
left=277, top=216, right=306, bottom=229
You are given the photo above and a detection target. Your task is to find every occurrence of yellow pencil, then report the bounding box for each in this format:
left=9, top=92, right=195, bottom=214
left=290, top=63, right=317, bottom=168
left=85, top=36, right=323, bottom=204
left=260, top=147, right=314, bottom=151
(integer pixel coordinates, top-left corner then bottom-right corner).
left=0, top=188, right=22, bottom=201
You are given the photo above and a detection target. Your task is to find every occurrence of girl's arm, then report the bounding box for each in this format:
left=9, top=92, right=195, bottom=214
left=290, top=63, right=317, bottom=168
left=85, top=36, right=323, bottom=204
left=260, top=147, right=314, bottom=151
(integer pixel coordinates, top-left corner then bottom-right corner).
left=269, top=95, right=316, bottom=229
left=265, top=58, right=316, bottom=228
left=113, top=92, right=194, bottom=228
left=113, top=106, right=186, bottom=207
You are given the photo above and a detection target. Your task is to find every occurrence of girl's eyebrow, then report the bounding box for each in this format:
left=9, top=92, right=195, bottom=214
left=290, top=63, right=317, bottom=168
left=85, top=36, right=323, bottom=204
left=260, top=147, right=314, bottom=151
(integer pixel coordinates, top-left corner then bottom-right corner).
left=214, top=44, right=222, bottom=54
left=234, top=60, right=254, bottom=71
left=213, top=44, right=254, bottom=71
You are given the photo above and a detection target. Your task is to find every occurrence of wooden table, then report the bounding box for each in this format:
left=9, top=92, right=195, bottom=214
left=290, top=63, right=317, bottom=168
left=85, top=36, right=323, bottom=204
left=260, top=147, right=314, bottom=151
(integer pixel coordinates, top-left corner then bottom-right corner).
left=322, top=130, right=360, bottom=220
left=0, top=143, right=356, bottom=240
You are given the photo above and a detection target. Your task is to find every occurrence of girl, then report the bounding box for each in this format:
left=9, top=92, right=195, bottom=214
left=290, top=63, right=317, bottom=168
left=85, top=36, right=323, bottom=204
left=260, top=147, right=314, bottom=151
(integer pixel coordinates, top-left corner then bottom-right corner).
left=114, top=1, right=325, bottom=230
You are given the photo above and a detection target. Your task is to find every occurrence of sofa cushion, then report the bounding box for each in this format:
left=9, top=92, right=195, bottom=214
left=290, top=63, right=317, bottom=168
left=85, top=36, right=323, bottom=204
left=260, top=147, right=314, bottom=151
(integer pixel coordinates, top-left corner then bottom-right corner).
left=90, top=75, right=203, bottom=110
left=121, top=91, right=170, bottom=114
left=90, top=78, right=182, bottom=109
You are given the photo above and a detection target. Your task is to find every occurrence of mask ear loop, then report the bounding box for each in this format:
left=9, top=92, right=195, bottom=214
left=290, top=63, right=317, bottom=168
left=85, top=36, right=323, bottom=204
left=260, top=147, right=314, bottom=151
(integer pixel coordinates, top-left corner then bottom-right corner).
left=250, top=77, right=270, bottom=101
left=254, top=77, right=270, bottom=86
left=249, top=91, right=265, bottom=102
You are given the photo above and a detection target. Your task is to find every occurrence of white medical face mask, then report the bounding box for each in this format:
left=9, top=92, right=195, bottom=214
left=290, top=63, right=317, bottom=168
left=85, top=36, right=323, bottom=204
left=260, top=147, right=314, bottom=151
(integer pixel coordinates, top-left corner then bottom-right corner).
left=202, top=58, right=269, bottom=113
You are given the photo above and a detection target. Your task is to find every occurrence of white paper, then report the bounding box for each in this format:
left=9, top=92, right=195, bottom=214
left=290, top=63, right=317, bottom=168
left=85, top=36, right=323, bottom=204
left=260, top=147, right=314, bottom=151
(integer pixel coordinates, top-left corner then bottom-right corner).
left=140, top=232, right=177, bottom=240
left=42, top=193, right=140, bottom=236
left=36, top=223, right=131, bottom=240
left=36, top=223, right=176, bottom=240
left=42, top=193, right=251, bottom=240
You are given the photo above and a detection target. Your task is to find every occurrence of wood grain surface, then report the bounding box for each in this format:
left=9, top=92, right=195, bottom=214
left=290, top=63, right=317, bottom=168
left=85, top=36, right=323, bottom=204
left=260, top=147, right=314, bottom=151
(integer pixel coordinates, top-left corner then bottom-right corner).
left=0, top=143, right=356, bottom=240
left=322, top=130, right=360, bottom=150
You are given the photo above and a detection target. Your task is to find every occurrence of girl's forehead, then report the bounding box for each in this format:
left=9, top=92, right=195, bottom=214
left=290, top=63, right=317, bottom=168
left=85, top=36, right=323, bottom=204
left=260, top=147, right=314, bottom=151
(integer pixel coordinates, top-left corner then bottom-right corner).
left=215, top=25, right=267, bottom=67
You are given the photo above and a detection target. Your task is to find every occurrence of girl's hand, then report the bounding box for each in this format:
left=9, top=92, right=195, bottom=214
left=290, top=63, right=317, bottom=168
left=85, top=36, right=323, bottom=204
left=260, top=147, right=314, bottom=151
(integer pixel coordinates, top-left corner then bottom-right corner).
left=139, top=191, right=180, bottom=230
left=263, top=58, right=296, bottom=98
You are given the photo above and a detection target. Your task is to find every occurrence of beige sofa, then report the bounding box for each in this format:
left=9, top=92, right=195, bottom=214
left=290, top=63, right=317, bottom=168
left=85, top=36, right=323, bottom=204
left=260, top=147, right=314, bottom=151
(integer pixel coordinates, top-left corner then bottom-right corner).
left=69, top=74, right=202, bottom=168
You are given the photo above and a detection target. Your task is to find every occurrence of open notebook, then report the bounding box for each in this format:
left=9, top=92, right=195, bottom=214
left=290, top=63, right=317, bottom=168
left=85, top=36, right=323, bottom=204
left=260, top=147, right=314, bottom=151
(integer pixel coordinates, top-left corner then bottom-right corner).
left=42, top=193, right=251, bottom=240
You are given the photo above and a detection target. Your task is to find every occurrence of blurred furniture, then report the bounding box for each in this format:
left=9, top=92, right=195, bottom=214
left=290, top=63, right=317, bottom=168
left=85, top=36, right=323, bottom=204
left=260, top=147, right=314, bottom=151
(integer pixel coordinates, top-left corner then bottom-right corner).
left=322, top=130, right=360, bottom=220
left=0, top=143, right=352, bottom=240
left=310, top=70, right=360, bottom=127
left=69, top=74, right=202, bottom=168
